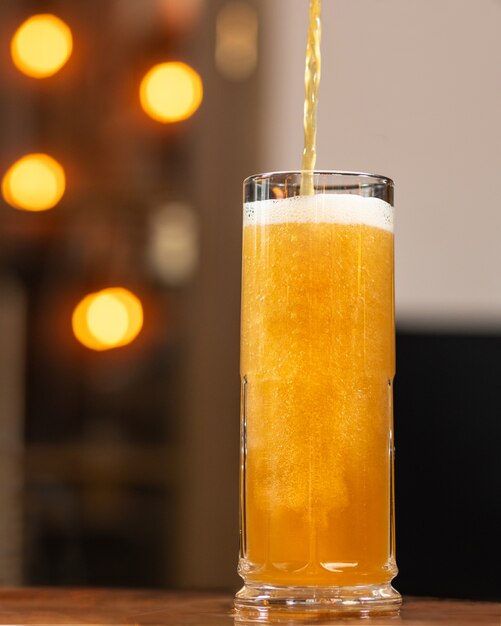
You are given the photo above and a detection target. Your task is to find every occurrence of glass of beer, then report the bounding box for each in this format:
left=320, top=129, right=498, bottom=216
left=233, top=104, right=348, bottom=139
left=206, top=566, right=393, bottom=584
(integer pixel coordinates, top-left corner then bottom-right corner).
left=236, top=171, right=401, bottom=616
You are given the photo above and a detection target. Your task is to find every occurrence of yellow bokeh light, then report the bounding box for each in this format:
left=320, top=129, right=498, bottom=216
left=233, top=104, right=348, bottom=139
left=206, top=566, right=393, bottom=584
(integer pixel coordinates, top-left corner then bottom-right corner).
left=139, top=62, right=203, bottom=123
left=11, top=14, right=73, bottom=78
left=72, top=288, right=144, bottom=351
left=87, top=294, right=129, bottom=347
left=2, top=153, right=66, bottom=211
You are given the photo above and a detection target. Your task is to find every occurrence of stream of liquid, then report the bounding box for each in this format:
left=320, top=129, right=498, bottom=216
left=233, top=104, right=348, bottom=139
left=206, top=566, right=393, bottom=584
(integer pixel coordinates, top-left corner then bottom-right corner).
left=300, top=0, right=322, bottom=195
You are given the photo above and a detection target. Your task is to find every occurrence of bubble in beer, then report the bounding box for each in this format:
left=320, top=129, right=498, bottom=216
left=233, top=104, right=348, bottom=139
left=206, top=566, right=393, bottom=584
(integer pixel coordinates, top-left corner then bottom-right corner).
left=243, top=194, right=394, bottom=231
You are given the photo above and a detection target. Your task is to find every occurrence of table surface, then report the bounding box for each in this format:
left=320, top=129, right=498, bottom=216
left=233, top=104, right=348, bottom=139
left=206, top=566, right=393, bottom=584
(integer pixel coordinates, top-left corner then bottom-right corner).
left=0, top=588, right=498, bottom=626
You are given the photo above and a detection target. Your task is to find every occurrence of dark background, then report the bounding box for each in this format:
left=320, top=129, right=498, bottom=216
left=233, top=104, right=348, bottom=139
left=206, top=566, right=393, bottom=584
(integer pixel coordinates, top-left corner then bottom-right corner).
left=394, top=331, right=500, bottom=600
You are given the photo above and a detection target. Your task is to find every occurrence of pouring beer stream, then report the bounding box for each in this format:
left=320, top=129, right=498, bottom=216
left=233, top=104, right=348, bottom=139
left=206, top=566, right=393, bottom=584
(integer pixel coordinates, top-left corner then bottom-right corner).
left=300, top=0, right=322, bottom=196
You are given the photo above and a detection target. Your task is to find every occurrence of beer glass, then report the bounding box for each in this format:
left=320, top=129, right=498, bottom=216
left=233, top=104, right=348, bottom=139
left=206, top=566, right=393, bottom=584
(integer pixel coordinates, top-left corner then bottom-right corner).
left=236, top=171, right=401, bottom=616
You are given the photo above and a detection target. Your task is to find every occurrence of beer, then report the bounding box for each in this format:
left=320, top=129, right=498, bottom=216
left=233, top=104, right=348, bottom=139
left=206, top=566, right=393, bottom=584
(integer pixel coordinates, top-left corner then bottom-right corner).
left=301, top=0, right=322, bottom=196
left=235, top=0, right=401, bottom=613
left=239, top=192, right=397, bottom=589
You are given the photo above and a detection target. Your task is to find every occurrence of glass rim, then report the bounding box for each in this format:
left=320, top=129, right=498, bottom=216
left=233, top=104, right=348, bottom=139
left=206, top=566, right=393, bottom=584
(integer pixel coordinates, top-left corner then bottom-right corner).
left=244, top=170, right=394, bottom=188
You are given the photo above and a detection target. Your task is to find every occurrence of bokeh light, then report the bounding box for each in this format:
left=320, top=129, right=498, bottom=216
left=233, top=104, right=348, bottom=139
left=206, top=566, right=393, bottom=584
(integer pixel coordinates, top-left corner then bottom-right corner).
left=215, top=1, right=258, bottom=81
left=11, top=14, right=73, bottom=78
left=148, top=202, right=198, bottom=286
left=139, top=62, right=203, bottom=123
left=72, top=288, right=144, bottom=351
left=2, top=154, right=66, bottom=211
left=159, top=0, right=205, bottom=33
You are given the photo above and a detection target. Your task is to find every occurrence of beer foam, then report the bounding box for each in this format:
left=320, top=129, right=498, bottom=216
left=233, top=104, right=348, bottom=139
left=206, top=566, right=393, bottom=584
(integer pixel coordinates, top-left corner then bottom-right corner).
left=244, top=194, right=393, bottom=232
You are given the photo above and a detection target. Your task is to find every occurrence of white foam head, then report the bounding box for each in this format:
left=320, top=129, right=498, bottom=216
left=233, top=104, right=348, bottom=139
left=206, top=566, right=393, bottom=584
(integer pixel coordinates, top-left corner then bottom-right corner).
left=244, top=194, right=393, bottom=232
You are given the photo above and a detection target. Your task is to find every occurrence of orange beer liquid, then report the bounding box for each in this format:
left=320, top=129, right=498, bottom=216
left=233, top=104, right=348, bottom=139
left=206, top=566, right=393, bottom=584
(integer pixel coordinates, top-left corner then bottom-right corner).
left=240, top=196, right=396, bottom=587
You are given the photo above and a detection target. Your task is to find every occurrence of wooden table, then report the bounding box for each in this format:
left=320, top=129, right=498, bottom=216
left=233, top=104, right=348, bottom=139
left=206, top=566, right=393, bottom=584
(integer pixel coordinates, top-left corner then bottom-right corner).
left=0, top=589, right=498, bottom=625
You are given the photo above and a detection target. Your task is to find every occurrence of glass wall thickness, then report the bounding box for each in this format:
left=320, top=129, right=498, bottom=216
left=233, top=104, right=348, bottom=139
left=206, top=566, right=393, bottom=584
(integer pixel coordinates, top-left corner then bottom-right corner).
left=237, top=171, right=401, bottom=614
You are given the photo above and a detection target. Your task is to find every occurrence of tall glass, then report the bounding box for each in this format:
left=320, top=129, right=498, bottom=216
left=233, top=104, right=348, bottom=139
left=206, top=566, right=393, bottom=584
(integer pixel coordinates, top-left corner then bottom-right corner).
left=236, top=172, right=401, bottom=616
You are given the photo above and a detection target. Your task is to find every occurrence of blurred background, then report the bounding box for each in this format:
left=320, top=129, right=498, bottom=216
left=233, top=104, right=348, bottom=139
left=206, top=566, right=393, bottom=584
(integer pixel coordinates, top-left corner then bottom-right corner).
left=0, top=0, right=499, bottom=601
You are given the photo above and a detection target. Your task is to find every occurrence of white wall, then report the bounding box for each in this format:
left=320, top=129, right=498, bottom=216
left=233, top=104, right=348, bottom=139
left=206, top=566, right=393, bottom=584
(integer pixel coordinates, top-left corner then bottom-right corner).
left=260, top=0, right=501, bottom=329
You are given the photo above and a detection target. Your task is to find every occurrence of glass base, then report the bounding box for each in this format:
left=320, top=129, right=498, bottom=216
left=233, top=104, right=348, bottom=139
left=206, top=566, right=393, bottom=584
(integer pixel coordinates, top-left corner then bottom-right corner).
left=234, top=582, right=401, bottom=620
